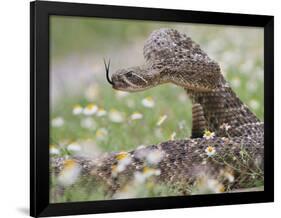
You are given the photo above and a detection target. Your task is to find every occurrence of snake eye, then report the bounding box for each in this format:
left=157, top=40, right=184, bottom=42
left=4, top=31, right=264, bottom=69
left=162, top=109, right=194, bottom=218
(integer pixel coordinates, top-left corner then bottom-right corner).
left=126, top=71, right=134, bottom=78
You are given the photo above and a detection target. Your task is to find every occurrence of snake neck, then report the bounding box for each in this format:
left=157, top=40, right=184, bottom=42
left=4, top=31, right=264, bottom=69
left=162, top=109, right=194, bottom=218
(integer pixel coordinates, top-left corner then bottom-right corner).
left=185, top=79, right=261, bottom=137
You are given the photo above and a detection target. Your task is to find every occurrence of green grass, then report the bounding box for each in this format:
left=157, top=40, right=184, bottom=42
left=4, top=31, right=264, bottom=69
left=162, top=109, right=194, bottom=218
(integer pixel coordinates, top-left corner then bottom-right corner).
left=51, top=84, right=193, bottom=152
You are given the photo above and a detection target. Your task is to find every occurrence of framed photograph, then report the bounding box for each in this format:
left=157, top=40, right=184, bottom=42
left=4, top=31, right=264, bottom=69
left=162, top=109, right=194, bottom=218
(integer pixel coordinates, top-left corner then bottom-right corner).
left=30, top=1, right=274, bottom=217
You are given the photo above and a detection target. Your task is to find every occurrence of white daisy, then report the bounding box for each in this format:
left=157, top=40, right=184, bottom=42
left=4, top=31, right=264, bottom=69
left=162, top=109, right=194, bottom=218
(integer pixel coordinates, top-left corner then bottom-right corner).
left=111, top=152, right=132, bottom=176
left=130, top=112, right=143, bottom=120
left=203, top=130, right=215, bottom=140
left=96, top=128, right=108, bottom=140
left=83, top=103, right=98, bottom=116
left=50, top=144, right=60, bottom=155
left=57, top=159, right=81, bottom=187
left=51, top=117, right=64, bottom=128
left=109, top=109, right=124, bottom=123
left=207, top=179, right=225, bottom=193
left=249, top=99, right=260, bottom=110
left=80, top=117, right=96, bottom=129
left=205, top=146, right=216, bottom=157
left=96, top=108, right=107, bottom=117
left=134, top=171, right=147, bottom=184
left=146, top=150, right=164, bottom=165
left=224, top=172, right=235, bottom=183
left=142, top=97, right=155, bottom=108
left=143, top=166, right=161, bottom=177
left=134, top=167, right=161, bottom=184
left=72, top=104, right=83, bottom=115
left=67, top=142, right=81, bottom=153
left=115, top=90, right=129, bottom=99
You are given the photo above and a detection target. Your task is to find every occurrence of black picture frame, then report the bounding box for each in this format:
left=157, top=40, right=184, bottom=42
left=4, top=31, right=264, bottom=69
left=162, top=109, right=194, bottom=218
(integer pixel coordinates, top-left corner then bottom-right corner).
left=30, top=1, right=274, bottom=217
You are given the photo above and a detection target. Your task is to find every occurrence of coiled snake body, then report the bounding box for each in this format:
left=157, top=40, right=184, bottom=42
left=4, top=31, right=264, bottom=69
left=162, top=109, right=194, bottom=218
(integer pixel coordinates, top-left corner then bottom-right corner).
left=53, top=29, right=264, bottom=195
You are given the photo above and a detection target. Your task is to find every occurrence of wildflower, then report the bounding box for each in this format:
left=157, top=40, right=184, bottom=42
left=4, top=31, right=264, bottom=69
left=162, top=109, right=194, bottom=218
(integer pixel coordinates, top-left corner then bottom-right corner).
left=51, top=117, right=64, bottom=127
left=224, top=171, right=235, bottom=183
left=116, top=160, right=131, bottom=173
left=157, top=114, right=167, bottom=126
left=72, top=104, right=83, bottom=115
left=170, top=132, right=176, bottom=140
left=134, top=171, right=146, bottom=183
left=231, top=77, right=241, bottom=88
left=130, top=112, right=143, bottom=120
left=83, top=103, right=98, bottom=115
left=116, top=151, right=129, bottom=161
left=134, top=146, right=149, bottom=160
left=143, top=166, right=161, bottom=177
left=205, top=146, right=216, bottom=157
left=109, top=109, right=124, bottom=123
left=115, top=90, right=129, bottom=99
left=146, top=150, right=164, bottom=165
left=80, top=117, right=96, bottom=129
left=96, top=128, right=108, bottom=140
left=57, top=159, right=81, bottom=186
left=203, top=130, right=215, bottom=140
left=220, top=123, right=231, bottom=131
left=142, top=96, right=155, bottom=108
left=67, top=142, right=81, bottom=153
left=134, top=167, right=161, bottom=184
left=50, top=144, right=60, bottom=155
left=111, top=152, right=132, bottom=176
left=249, top=99, right=260, bottom=110
left=194, top=175, right=225, bottom=194
left=207, top=179, right=225, bottom=193
left=96, top=108, right=107, bottom=117
left=84, top=85, right=99, bottom=101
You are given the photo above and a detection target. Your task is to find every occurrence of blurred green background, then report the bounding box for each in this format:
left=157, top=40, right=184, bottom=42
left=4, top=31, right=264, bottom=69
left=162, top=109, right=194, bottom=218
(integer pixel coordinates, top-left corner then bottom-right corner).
left=50, top=16, right=264, bottom=202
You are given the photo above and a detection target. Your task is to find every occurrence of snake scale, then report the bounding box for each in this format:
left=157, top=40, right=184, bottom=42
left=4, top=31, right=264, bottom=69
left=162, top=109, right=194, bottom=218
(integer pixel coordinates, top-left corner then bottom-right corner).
left=52, top=29, right=264, bottom=195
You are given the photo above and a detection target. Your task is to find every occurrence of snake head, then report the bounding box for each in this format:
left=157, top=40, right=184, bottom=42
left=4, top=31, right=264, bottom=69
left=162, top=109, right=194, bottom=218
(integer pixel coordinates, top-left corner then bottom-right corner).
left=110, top=66, right=161, bottom=92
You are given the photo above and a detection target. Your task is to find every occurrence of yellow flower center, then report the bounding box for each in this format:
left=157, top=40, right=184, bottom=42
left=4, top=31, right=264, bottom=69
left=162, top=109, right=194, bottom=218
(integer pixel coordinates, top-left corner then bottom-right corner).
left=116, top=152, right=128, bottom=160
left=146, top=96, right=153, bottom=101
left=207, top=146, right=214, bottom=152
left=204, top=130, right=212, bottom=136
left=63, top=159, right=77, bottom=170
left=86, top=104, right=96, bottom=110
left=143, top=166, right=153, bottom=174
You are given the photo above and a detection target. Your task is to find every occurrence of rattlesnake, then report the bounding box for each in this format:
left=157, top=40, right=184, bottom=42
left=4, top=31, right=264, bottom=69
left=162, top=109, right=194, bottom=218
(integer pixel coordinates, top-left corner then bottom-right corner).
left=53, top=29, right=264, bottom=195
